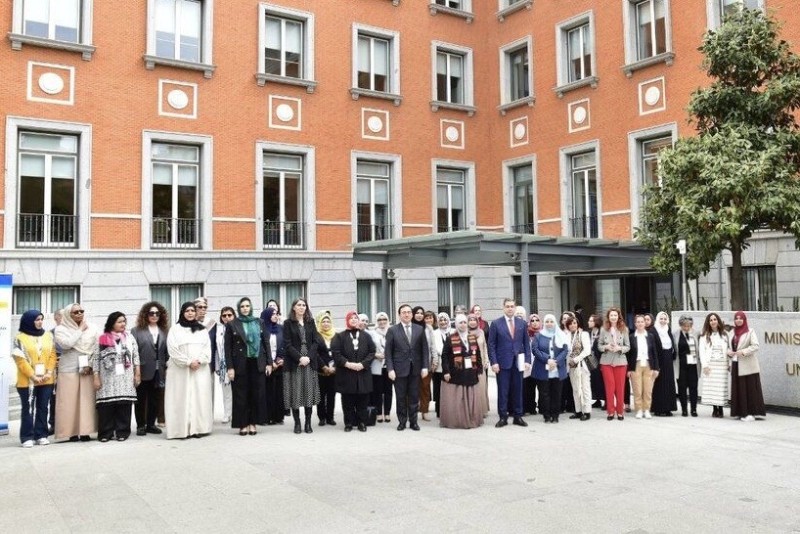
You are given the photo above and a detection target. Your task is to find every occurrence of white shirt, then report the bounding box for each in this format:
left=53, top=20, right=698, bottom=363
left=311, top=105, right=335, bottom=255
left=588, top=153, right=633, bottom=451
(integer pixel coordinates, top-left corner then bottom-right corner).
left=635, top=332, right=649, bottom=364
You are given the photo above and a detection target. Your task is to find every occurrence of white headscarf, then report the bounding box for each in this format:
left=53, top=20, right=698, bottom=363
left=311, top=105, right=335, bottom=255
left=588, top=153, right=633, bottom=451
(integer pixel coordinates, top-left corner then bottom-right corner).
left=57, top=303, right=99, bottom=355
left=539, top=314, right=569, bottom=348
left=654, top=311, right=673, bottom=349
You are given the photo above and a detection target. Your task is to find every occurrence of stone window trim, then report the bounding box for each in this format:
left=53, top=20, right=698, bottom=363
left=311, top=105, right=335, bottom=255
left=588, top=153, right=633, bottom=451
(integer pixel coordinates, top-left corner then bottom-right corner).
left=351, top=88, right=403, bottom=106
left=499, top=35, right=533, bottom=112
left=430, top=101, right=477, bottom=117
left=498, top=96, right=535, bottom=115
left=554, top=11, right=598, bottom=96
left=622, top=0, right=674, bottom=73
left=497, top=0, right=533, bottom=22
left=502, top=154, right=538, bottom=233
left=429, top=2, right=474, bottom=23
left=627, top=122, right=678, bottom=233
left=143, top=55, right=216, bottom=78
left=8, top=0, right=95, bottom=60
left=257, top=3, right=316, bottom=91
left=352, top=23, right=402, bottom=101
left=431, top=40, right=475, bottom=113
left=144, top=0, right=215, bottom=79
left=351, top=150, right=404, bottom=244
left=256, top=74, right=317, bottom=92
left=558, top=139, right=602, bottom=239
left=622, top=52, right=675, bottom=78
left=431, top=158, right=477, bottom=232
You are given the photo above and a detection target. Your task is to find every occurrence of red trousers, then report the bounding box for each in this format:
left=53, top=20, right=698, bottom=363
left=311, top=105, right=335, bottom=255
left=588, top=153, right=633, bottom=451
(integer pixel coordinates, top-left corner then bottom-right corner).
left=600, top=364, right=628, bottom=416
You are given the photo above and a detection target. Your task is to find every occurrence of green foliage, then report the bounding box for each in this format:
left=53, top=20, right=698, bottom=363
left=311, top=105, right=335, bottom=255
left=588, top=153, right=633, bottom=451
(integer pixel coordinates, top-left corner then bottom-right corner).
left=636, top=9, right=800, bottom=309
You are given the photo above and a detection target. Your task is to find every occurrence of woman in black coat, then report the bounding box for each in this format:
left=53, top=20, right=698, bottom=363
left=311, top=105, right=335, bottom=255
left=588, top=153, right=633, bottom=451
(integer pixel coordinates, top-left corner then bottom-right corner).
left=282, top=297, right=322, bottom=434
left=261, top=306, right=286, bottom=425
left=225, top=297, right=271, bottom=436
left=332, top=311, right=375, bottom=432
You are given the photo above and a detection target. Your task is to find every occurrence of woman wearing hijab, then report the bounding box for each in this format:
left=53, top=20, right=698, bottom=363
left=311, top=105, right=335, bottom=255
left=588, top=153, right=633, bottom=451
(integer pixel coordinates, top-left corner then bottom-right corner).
left=698, top=312, right=730, bottom=418
left=522, top=313, right=541, bottom=416
left=440, top=314, right=484, bottom=429
left=651, top=311, right=677, bottom=416
left=369, top=312, right=393, bottom=423
left=316, top=310, right=338, bottom=426
left=165, top=302, right=213, bottom=439
left=598, top=307, right=630, bottom=421
left=728, top=311, right=766, bottom=421
left=420, top=310, right=438, bottom=421
left=131, top=301, right=168, bottom=436
left=332, top=311, right=376, bottom=432
left=628, top=314, right=659, bottom=419
left=430, top=311, right=449, bottom=419
left=283, top=297, right=322, bottom=434
left=261, top=306, right=286, bottom=425
left=532, top=314, right=569, bottom=423
left=12, top=310, right=57, bottom=447
left=213, top=306, right=235, bottom=424
left=566, top=315, right=592, bottom=420
left=226, top=297, right=271, bottom=436
left=468, top=312, right=490, bottom=416
left=54, top=303, right=99, bottom=441
left=676, top=315, right=700, bottom=417
left=93, top=312, right=141, bottom=442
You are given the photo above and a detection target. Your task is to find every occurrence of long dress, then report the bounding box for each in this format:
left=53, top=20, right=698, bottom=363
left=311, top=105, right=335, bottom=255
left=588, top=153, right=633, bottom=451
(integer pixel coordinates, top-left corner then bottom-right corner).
left=698, top=332, right=730, bottom=406
left=439, top=333, right=484, bottom=429
left=651, top=331, right=678, bottom=414
left=165, top=325, right=213, bottom=439
left=54, top=319, right=99, bottom=440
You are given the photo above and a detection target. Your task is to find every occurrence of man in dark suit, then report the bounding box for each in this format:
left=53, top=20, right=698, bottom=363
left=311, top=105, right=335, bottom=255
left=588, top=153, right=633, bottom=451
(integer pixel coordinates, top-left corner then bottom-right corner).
left=385, top=303, right=429, bottom=431
left=488, top=298, right=532, bottom=427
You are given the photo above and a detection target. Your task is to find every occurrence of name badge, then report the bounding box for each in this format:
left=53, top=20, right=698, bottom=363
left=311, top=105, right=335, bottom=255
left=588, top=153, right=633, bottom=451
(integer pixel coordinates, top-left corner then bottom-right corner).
left=328, top=360, right=334, bottom=368
left=35, top=363, right=45, bottom=376
left=115, top=363, right=125, bottom=376
left=517, top=353, right=525, bottom=371
left=78, top=355, right=89, bottom=368
left=464, top=358, right=472, bottom=369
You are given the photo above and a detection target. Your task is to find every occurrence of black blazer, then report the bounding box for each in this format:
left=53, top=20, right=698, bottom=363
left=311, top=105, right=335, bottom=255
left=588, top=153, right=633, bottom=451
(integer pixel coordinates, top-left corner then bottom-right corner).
left=332, top=330, right=375, bottom=394
left=384, top=322, right=429, bottom=378
left=676, top=331, right=699, bottom=367
left=628, top=331, right=660, bottom=371
left=225, top=318, right=272, bottom=374
left=130, top=327, right=168, bottom=382
left=282, top=318, right=323, bottom=371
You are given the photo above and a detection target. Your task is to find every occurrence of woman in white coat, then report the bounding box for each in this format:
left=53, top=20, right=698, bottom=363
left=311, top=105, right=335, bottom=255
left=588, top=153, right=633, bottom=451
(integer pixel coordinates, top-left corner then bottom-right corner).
left=165, top=302, right=213, bottom=439
left=698, top=312, right=729, bottom=418
left=566, top=316, right=592, bottom=421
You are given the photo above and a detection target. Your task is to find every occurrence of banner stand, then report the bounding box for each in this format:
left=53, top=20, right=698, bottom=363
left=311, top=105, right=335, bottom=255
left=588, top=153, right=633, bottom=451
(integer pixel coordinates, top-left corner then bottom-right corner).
left=0, top=274, right=12, bottom=436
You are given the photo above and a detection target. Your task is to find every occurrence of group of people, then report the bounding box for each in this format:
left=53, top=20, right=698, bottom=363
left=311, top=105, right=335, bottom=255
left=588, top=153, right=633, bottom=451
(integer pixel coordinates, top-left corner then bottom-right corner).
left=11, top=296, right=768, bottom=447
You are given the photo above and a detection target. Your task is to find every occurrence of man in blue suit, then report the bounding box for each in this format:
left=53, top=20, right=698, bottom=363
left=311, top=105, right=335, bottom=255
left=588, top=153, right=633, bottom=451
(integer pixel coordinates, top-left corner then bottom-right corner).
left=488, top=298, right=532, bottom=427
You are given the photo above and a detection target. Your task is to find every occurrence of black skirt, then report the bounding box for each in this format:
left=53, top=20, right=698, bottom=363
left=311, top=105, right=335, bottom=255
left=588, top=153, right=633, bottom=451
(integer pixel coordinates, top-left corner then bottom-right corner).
left=730, top=362, right=766, bottom=417
left=651, top=348, right=677, bottom=413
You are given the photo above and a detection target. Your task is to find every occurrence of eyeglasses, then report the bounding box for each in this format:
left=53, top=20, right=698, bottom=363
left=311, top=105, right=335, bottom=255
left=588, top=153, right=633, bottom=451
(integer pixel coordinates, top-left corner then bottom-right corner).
left=71, top=310, right=85, bottom=314
left=221, top=313, right=234, bottom=318
left=148, top=311, right=160, bottom=316
left=195, top=305, right=207, bottom=309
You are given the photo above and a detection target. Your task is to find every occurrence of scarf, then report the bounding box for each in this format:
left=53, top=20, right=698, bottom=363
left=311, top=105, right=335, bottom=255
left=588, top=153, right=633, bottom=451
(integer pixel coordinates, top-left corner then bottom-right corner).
left=732, top=310, right=749, bottom=346
left=469, top=305, right=487, bottom=331
left=539, top=314, right=569, bottom=348
left=654, top=311, right=673, bottom=349
left=59, top=303, right=99, bottom=355
left=449, top=330, right=479, bottom=369
left=178, top=302, right=205, bottom=332
left=237, top=298, right=261, bottom=358
left=98, top=331, right=133, bottom=369
left=345, top=310, right=360, bottom=331
left=19, top=309, right=45, bottom=336
left=527, top=313, right=541, bottom=337
left=262, top=306, right=281, bottom=334
left=316, top=310, right=336, bottom=345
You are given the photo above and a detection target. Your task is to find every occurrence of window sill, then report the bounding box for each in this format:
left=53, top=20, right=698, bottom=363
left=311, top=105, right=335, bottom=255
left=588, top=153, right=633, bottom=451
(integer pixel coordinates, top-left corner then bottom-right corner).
left=8, top=33, right=95, bottom=60
left=143, top=55, right=216, bottom=79
left=256, top=73, right=317, bottom=93
left=429, top=3, right=474, bottom=23
left=498, top=95, right=535, bottom=115
left=622, top=52, right=675, bottom=78
left=388, top=0, right=400, bottom=4
left=430, top=101, right=476, bottom=116
left=496, top=0, right=533, bottom=22
left=554, top=76, right=599, bottom=98
left=350, top=88, right=402, bottom=106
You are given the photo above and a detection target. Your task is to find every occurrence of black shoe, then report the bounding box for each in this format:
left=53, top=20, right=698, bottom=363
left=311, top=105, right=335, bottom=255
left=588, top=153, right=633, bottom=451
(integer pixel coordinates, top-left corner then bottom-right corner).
left=293, top=422, right=301, bottom=434
left=326, top=419, right=337, bottom=426
left=69, top=435, right=80, bottom=442
left=495, top=418, right=508, bottom=428
left=319, top=419, right=326, bottom=426
left=304, top=421, right=313, bottom=434
left=607, top=415, right=614, bottom=421
left=625, top=406, right=632, bottom=413
left=580, top=413, right=590, bottom=421
left=79, top=435, right=91, bottom=442
left=136, top=427, right=147, bottom=436
left=544, top=417, right=551, bottom=423
left=681, top=409, right=688, bottom=417
left=592, top=400, right=602, bottom=408
left=145, top=426, right=162, bottom=434
left=569, top=413, right=582, bottom=420
left=552, top=416, right=559, bottom=423
left=617, top=415, right=624, bottom=421
left=397, top=422, right=406, bottom=431
left=691, top=410, right=698, bottom=417
left=665, top=412, right=673, bottom=417
left=344, top=426, right=353, bottom=432
left=358, top=423, right=367, bottom=432
left=512, top=417, right=528, bottom=427
left=410, top=423, right=420, bottom=431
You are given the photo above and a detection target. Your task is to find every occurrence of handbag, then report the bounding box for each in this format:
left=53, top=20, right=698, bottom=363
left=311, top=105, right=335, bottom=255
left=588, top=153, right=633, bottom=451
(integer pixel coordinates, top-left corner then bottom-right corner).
left=366, top=406, right=378, bottom=427
left=585, top=353, right=599, bottom=371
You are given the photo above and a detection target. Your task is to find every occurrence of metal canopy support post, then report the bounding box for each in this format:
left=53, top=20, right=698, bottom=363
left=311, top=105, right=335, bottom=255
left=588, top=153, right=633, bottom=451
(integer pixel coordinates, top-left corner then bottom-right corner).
left=381, top=267, right=390, bottom=319
left=520, top=242, right=530, bottom=311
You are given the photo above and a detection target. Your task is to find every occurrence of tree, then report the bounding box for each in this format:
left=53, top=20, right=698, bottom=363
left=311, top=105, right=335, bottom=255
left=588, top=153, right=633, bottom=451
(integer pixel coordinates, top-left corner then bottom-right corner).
left=637, top=9, right=800, bottom=311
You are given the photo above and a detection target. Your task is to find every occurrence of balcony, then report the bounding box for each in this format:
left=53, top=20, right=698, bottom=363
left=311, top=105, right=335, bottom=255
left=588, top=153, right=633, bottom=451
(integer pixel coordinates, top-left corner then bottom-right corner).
left=263, top=220, right=305, bottom=249
left=570, top=215, right=598, bottom=239
left=357, top=223, right=393, bottom=243
left=17, top=213, right=77, bottom=248
left=437, top=224, right=467, bottom=233
left=152, top=217, right=199, bottom=249
left=510, top=223, right=536, bottom=235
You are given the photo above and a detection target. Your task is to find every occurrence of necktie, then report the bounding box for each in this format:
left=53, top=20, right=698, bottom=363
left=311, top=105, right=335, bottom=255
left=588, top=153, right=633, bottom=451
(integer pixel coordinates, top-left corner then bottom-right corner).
left=405, top=324, right=411, bottom=343
left=508, top=317, right=515, bottom=337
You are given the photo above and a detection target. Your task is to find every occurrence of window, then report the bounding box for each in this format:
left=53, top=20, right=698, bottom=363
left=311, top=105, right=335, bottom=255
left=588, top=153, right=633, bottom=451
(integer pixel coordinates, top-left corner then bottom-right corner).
left=708, top=0, right=763, bottom=28
left=9, top=0, right=95, bottom=59
left=430, top=0, right=473, bottom=21
left=351, top=24, right=401, bottom=104
left=437, top=277, right=470, bottom=316
left=17, top=132, right=78, bottom=248
left=262, top=281, right=307, bottom=315
left=144, top=0, right=215, bottom=77
left=257, top=4, right=316, bottom=90
left=5, top=118, right=92, bottom=250
left=512, top=275, right=538, bottom=315
left=263, top=152, right=304, bottom=249
left=436, top=0, right=462, bottom=7
left=555, top=12, right=598, bottom=96
left=436, top=168, right=466, bottom=233
left=623, top=0, right=673, bottom=75
left=567, top=25, right=592, bottom=83
left=431, top=42, right=475, bottom=114
left=499, top=37, right=533, bottom=111
left=357, top=279, right=396, bottom=323
left=511, top=164, right=535, bottom=234
left=151, top=143, right=200, bottom=249
left=628, top=124, right=677, bottom=232
left=356, top=161, right=392, bottom=243
left=13, top=286, right=79, bottom=315
left=569, top=151, right=598, bottom=239
left=150, top=284, right=202, bottom=321
left=496, top=0, right=533, bottom=22
left=640, top=136, right=673, bottom=188
left=742, top=266, right=777, bottom=311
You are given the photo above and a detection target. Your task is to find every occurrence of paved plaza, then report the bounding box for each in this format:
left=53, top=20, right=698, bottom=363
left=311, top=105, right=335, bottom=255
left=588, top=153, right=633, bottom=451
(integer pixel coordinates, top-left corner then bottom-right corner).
left=1, top=380, right=799, bottom=534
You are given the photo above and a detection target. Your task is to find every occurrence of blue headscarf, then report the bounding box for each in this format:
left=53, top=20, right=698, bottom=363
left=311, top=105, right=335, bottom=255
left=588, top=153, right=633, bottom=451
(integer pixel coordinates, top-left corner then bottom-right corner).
left=261, top=306, right=281, bottom=335
left=19, top=309, right=45, bottom=337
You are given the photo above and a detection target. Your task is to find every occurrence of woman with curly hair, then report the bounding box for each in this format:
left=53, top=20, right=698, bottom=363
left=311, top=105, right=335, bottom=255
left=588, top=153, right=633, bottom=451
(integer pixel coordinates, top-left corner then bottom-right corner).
left=131, top=301, right=168, bottom=436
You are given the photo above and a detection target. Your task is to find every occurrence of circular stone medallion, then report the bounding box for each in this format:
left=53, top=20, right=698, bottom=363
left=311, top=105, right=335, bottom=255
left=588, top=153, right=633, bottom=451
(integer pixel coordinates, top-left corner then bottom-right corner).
left=572, top=106, right=587, bottom=125
left=167, top=89, right=189, bottom=110
left=644, top=86, right=661, bottom=106
left=513, top=123, right=526, bottom=140
left=38, top=72, right=64, bottom=95
left=367, top=116, right=383, bottom=133
left=445, top=126, right=460, bottom=142
left=275, top=103, right=294, bottom=122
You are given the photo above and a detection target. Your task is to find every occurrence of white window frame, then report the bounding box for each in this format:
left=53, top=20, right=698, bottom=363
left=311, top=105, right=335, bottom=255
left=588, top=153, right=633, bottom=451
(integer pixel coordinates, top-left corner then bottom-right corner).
left=144, top=0, right=215, bottom=78
left=706, top=0, right=765, bottom=29
left=430, top=41, right=475, bottom=115
left=437, top=277, right=472, bottom=317
left=351, top=151, right=403, bottom=243
left=559, top=140, right=602, bottom=238
left=502, top=155, right=537, bottom=234
left=429, top=0, right=474, bottom=22
left=150, top=283, right=203, bottom=321
left=554, top=11, right=598, bottom=97
left=432, top=159, right=476, bottom=233
left=142, top=131, right=213, bottom=251
left=627, top=123, right=677, bottom=233
left=256, top=3, right=316, bottom=92
left=255, top=141, right=316, bottom=251
left=13, top=285, right=81, bottom=315
left=498, top=36, right=534, bottom=114
left=622, top=0, right=674, bottom=77
left=496, top=0, right=533, bottom=22
left=9, top=0, right=95, bottom=60
left=5, top=117, right=92, bottom=251
left=350, top=23, right=402, bottom=106
left=262, top=281, right=308, bottom=315
left=356, top=278, right=396, bottom=324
